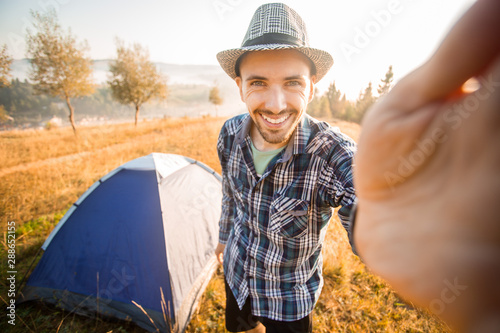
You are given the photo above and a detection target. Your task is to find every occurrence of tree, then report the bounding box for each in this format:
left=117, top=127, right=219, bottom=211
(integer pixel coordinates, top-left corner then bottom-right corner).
left=307, top=88, right=329, bottom=118
left=307, top=88, right=321, bottom=116
left=343, top=101, right=356, bottom=123
left=26, top=9, right=95, bottom=134
left=377, top=65, right=394, bottom=97
left=317, top=95, right=331, bottom=118
left=0, top=44, right=12, bottom=88
left=108, top=39, right=167, bottom=126
left=0, top=106, right=13, bottom=124
left=0, top=44, right=13, bottom=124
left=326, top=81, right=343, bottom=118
left=355, top=82, right=376, bottom=123
left=208, top=84, right=223, bottom=116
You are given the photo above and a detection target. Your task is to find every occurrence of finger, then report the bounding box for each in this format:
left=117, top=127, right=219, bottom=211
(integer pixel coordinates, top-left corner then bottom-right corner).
left=375, top=0, right=500, bottom=117
left=418, top=0, right=500, bottom=101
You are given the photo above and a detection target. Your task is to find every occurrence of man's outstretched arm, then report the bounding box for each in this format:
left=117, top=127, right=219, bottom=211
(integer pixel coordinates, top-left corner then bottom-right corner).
left=353, top=0, right=500, bottom=331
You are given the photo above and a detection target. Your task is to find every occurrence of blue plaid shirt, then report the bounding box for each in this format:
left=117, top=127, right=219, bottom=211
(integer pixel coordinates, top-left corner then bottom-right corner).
left=218, top=113, right=356, bottom=321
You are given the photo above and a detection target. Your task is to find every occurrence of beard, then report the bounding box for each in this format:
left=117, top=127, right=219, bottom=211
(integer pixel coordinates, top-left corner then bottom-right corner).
left=252, top=108, right=300, bottom=145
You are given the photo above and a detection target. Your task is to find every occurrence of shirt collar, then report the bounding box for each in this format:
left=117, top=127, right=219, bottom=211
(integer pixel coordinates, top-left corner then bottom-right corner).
left=236, top=113, right=312, bottom=162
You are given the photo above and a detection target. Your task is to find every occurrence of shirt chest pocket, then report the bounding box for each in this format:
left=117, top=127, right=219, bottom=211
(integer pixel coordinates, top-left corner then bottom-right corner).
left=269, top=197, right=310, bottom=238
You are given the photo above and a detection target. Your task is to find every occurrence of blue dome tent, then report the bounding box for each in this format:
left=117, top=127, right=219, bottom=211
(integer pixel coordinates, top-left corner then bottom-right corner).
left=19, top=153, right=221, bottom=332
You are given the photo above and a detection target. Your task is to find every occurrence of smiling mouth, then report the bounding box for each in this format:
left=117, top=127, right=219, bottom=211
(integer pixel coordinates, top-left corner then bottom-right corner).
left=261, top=113, right=290, bottom=125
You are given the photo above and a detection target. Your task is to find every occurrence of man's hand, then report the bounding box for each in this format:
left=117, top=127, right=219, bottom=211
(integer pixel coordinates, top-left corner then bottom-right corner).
left=353, top=0, right=500, bottom=331
left=215, top=242, right=226, bottom=264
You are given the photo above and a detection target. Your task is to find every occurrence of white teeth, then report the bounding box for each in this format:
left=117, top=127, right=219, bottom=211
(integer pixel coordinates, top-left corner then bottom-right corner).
left=262, top=114, right=289, bottom=124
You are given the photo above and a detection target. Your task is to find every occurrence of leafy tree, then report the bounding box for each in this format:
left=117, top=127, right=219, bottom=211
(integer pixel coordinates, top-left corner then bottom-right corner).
left=0, top=44, right=13, bottom=124
left=208, top=84, right=223, bottom=116
left=0, top=44, right=12, bottom=88
left=377, top=65, right=394, bottom=97
left=26, top=9, right=95, bottom=134
left=0, top=79, right=138, bottom=125
left=108, top=39, right=167, bottom=126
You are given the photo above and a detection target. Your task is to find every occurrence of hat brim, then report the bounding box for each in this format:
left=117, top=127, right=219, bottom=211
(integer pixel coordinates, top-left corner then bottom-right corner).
left=216, top=44, right=333, bottom=82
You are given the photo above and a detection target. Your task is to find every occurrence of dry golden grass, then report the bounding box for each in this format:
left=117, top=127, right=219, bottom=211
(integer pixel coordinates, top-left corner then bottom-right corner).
left=0, top=118, right=221, bottom=171
left=0, top=116, right=451, bottom=332
left=0, top=117, right=222, bottom=224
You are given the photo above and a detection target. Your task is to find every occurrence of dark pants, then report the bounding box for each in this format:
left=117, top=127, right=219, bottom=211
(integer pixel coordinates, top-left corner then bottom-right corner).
left=224, top=278, right=312, bottom=333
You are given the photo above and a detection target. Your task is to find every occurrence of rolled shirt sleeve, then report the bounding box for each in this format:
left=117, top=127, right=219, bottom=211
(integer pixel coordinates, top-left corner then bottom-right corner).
left=321, top=134, right=358, bottom=253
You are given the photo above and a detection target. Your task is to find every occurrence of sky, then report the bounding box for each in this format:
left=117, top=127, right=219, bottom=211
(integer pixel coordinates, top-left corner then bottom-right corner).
left=0, top=0, right=475, bottom=100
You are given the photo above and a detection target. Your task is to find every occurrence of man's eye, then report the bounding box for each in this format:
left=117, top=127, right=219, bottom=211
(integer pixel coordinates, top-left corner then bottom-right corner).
left=250, top=81, right=265, bottom=86
left=286, top=81, right=302, bottom=86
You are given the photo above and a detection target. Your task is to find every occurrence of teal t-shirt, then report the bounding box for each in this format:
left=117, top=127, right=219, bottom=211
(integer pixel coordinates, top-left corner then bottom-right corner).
left=250, top=140, right=286, bottom=176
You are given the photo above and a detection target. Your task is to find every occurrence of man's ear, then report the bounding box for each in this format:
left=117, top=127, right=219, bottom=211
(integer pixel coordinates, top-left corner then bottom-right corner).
left=235, top=77, right=245, bottom=103
left=308, top=75, right=317, bottom=103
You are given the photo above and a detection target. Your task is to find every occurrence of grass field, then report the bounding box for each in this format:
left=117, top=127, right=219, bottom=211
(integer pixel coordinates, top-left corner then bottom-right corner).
left=0, top=117, right=452, bottom=332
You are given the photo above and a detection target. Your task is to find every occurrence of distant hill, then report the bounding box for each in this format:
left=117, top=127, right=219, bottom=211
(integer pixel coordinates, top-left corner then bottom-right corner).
left=11, top=59, right=233, bottom=86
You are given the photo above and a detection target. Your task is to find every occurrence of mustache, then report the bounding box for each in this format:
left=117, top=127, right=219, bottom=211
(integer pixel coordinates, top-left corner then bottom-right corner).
left=254, top=108, right=298, bottom=116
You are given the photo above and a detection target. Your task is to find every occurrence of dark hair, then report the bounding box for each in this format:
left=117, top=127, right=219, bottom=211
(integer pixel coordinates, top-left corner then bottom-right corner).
left=234, top=54, right=245, bottom=77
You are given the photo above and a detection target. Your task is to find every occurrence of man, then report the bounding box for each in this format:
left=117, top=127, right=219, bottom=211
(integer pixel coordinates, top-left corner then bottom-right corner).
left=215, top=3, right=356, bottom=333
left=353, top=0, right=500, bottom=332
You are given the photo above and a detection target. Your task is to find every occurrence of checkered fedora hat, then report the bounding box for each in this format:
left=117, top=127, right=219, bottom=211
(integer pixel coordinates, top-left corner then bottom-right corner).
left=216, top=3, right=333, bottom=81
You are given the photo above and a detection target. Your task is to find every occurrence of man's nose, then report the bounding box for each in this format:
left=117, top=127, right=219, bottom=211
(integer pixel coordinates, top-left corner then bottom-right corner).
left=265, top=86, right=287, bottom=113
